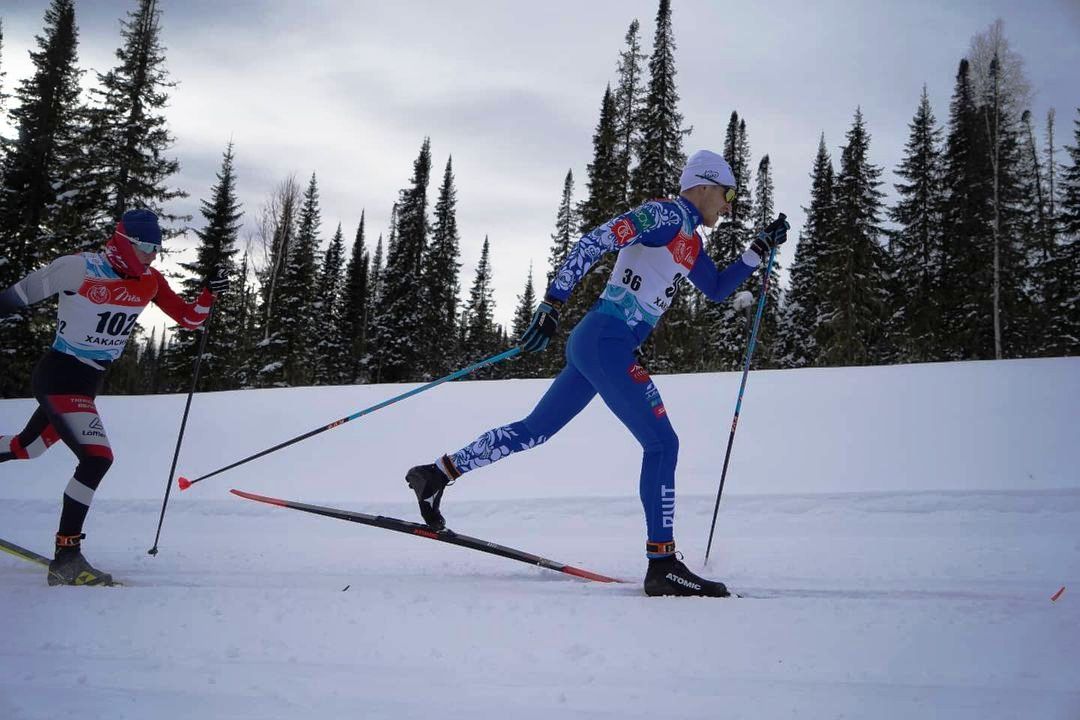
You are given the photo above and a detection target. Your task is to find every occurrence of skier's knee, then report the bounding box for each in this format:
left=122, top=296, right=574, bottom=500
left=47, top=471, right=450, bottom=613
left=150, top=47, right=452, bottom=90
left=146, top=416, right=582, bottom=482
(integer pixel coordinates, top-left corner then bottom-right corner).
left=518, top=417, right=552, bottom=446
left=76, top=452, right=113, bottom=485
left=642, top=428, right=679, bottom=459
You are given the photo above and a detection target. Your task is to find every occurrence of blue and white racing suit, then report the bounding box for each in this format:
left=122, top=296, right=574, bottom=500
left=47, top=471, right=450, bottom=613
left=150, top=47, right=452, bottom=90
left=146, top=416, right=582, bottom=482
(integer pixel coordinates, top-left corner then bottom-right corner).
left=441, top=196, right=760, bottom=555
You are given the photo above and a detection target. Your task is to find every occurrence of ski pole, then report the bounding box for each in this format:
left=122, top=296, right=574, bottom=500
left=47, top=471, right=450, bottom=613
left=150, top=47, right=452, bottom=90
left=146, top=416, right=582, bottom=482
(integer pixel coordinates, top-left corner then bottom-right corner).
left=148, top=305, right=215, bottom=555
left=178, top=346, right=522, bottom=490
left=704, top=220, right=782, bottom=565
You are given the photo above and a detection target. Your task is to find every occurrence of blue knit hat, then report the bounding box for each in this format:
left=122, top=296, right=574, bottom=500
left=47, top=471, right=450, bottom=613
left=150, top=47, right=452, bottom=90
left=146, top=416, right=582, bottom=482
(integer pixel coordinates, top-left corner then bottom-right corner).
left=119, top=209, right=162, bottom=247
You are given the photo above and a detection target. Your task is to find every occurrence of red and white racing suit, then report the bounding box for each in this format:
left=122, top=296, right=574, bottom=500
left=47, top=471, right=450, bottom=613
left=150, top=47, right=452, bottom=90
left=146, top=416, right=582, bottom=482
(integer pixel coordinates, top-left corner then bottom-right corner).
left=0, top=252, right=213, bottom=538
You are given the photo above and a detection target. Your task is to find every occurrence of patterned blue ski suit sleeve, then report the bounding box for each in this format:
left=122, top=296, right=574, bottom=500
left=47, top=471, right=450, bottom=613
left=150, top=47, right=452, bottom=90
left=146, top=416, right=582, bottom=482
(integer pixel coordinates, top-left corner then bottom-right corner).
left=687, top=248, right=759, bottom=303
left=546, top=201, right=686, bottom=303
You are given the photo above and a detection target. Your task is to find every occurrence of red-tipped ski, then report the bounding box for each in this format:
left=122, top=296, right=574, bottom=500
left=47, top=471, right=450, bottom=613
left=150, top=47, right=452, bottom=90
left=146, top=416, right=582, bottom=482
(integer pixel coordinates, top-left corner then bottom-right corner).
left=230, top=489, right=625, bottom=584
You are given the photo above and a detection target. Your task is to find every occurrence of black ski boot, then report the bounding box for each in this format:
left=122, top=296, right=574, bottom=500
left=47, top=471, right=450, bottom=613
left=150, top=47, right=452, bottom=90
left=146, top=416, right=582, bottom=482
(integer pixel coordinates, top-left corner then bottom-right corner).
left=406, top=462, right=453, bottom=530
left=644, top=553, right=730, bottom=597
left=48, top=534, right=114, bottom=587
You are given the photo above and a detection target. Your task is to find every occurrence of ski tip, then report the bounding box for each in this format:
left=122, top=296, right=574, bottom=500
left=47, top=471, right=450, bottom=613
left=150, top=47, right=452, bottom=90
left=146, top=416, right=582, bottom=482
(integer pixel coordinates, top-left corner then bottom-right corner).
left=177, top=476, right=192, bottom=491
left=230, top=489, right=286, bottom=507
left=562, top=565, right=627, bottom=584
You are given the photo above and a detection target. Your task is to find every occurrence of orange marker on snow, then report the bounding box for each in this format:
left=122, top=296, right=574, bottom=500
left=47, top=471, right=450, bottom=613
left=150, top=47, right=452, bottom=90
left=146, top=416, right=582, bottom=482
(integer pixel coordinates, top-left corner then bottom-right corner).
left=1050, top=586, right=1065, bottom=602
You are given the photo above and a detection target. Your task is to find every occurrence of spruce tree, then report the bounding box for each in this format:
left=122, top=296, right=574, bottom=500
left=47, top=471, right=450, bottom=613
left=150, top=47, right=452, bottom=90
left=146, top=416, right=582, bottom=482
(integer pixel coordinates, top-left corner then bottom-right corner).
left=510, top=264, right=541, bottom=378
left=461, top=236, right=500, bottom=375
left=267, top=173, right=322, bottom=386
left=779, top=135, right=835, bottom=368
left=940, top=59, right=995, bottom=360
left=1047, top=108, right=1080, bottom=354
left=578, top=87, right=624, bottom=230
left=701, top=112, right=754, bottom=371
left=420, top=157, right=462, bottom=378
left=978, top=53, right=1034, bottom=359
left=614, top=19, right=646, bottom=207
left=138, top=326, right=159, bottom=393
left=168, top=142, right=242, bottom=391
left=257, top=175, right=301, bottom=338
left=313, top=223, right=347, bottom=384
left=541, top=170, right=579, bottom=374
left=0, top=19, right=9, bottom=114
left=816, top=108, right=889, bottom=366
left=339, top=212, right=371, bottom=383
left=371, top=139, right=431, bottom=382
left=627, top=1, right=694, bottom=373
left=629, top=0, right=688, bottom=205
left=889, top=88, right=946, bottom=362
left=88, top=0, right=186, bottom=230
left=751, top=154, right=783, bottom=367
left=367, top=232, right=384, bottom=354
left=0, top=0, right=87, bottom=396
left=564, top=87, right=623, bottom=360
left=232, top=251, right=259, bottom=389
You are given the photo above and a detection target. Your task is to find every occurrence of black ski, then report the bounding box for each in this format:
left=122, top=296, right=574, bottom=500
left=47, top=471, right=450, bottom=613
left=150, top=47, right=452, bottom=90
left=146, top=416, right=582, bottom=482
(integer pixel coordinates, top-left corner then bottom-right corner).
left=0, top=537, right=121, bottom=586
left=231, top=489, right=625, bottom=584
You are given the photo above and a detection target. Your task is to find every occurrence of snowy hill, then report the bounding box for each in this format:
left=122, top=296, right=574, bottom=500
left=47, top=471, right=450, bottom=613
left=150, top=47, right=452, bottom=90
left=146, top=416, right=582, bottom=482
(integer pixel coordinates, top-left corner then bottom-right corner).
left=2, top=358, right=1078, bottom=719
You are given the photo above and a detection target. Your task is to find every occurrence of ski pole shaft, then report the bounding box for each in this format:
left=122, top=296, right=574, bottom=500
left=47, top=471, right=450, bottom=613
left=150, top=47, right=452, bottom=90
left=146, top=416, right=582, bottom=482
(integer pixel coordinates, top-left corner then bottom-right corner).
left=704, top=225, right=782, bottom=565
left=148, top=305, right=215, bottom=555
left=178, top=346, right=522, bottom=490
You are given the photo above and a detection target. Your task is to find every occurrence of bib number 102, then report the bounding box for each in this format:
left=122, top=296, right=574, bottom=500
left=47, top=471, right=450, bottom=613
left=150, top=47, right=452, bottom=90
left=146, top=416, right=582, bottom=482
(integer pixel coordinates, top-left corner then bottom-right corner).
left=94, top=311, right=139, bottom=336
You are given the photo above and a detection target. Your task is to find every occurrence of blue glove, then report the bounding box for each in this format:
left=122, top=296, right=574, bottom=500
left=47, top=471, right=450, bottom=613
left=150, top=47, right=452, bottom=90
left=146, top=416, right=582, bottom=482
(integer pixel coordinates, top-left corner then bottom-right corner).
left=518, top=299, right=562, bottom=353
left=750, top=213, right=789, bottom=261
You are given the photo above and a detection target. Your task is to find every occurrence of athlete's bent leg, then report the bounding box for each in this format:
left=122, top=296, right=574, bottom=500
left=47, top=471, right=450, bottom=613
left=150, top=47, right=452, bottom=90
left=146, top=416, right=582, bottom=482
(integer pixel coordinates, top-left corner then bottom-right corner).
left=0, top=407, right=60, bottom=462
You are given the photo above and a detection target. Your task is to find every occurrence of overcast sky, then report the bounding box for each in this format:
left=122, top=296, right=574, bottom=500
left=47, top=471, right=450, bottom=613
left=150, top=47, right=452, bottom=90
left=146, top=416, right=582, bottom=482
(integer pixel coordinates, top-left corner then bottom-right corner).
left=3, top=0, right=1079, bottom=334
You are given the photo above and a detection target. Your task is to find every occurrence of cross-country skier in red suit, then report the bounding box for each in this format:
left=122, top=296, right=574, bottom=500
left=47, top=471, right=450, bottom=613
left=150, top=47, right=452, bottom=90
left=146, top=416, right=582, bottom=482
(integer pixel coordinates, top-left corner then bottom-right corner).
left=0, top=209, right=229, bottom=586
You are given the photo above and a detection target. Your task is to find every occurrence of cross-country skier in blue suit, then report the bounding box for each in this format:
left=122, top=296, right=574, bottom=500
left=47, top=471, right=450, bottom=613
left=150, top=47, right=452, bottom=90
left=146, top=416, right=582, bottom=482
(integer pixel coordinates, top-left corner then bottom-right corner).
left=406, top=150, right=788, bottom=597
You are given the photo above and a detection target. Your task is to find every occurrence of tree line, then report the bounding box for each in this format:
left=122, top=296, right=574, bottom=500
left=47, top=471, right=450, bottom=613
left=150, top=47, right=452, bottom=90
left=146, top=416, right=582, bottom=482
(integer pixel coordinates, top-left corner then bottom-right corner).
left=1, top=2, right=1076, bottom=399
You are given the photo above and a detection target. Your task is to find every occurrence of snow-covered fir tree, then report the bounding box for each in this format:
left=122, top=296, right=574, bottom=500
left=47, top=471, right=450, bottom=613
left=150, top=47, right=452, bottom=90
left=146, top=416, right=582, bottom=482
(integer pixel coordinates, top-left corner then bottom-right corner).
left=563, top=86, right=622, bottom=365
left=700, top=112, right=754, bottom=371
left=779, top=135, right=835, bottom=368
left=371, top=139, right=431, bottom=382
left=541, top=170, right=580, bottom=376
left=629, top=0, right=687, bottom=205
left=888, top=88, right=946, bottom=362
left=0, top=20, right=8, bottom=112
left=420, top=157, right=463, bottom=378
left=265, top=173, right=322, bottom=386
left=256, top=175, right=301, bottom=344
left=0, top=0, right=87, bottom=396
left=751, top=154, right=783, bottom=367
left=338, top=212, right=370, bottom=383
left=88, top=0, right=186, bottom=232
left=613, top=19, right=646, bottom=207
left=815, top=108, right=889, bottom=367
left=510, top=264, right=542, bottom=378
left=312, top=223, right=347, bottom=385
left=169, top=142, right=243, bottom=391
left=939, top=59, right=994, bottom=360
left=1047, top=108, right=1080, bottom=354
left=461, top=236, right=500, bottom=376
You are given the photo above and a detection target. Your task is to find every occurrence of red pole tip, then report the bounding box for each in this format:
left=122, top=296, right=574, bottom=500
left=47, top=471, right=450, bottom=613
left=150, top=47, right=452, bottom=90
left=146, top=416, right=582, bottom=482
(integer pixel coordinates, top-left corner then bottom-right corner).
left=177, top=476, right=192, bottom=491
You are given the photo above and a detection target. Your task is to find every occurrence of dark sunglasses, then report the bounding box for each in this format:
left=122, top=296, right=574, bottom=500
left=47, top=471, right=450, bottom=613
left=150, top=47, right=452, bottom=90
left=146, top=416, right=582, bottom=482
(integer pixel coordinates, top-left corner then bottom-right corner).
left=695, top=174, right=737, bottom=203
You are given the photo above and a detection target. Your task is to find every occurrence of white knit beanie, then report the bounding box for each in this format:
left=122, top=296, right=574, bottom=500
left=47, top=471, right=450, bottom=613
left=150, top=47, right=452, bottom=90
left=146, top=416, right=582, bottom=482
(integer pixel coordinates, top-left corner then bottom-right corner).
left=679, top=150, right=736, bottom=192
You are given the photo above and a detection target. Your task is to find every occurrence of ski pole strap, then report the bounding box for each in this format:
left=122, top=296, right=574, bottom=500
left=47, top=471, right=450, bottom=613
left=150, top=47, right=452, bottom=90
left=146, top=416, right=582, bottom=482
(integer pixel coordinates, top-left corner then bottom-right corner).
left=646, top=541, right=676, bottom=555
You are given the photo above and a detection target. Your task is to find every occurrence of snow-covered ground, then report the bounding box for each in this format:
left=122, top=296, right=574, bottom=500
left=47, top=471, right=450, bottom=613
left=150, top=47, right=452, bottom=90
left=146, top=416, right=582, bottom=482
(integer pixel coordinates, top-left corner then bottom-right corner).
left=2, top=357, right=1078, bottom=719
